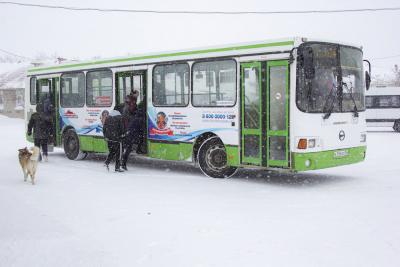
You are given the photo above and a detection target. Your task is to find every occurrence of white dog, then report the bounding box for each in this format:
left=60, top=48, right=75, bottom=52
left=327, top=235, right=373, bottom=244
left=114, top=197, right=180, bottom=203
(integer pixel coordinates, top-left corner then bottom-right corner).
left=18, top=146, right=40, bottom=185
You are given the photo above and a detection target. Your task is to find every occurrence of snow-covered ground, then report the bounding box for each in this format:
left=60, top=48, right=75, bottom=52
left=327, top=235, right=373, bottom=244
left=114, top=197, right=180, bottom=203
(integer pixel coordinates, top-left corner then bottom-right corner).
left=0, top=115, right=399, bottom=267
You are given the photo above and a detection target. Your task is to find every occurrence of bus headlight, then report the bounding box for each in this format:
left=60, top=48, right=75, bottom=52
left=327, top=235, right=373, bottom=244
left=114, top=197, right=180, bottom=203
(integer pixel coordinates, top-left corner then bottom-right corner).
left=308, top=139, right=316, bottom=148
left=360, top=133, right=367, bottom=143
left=297, top=137, right=319, bottom=149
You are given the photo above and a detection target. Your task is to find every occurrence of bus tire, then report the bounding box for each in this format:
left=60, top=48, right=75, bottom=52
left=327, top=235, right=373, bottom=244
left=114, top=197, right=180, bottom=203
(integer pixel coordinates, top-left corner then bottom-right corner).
left=63, top=129, right=87, bottom=160
left=198, top=137, right=237, bottom=178
left=393, top=120, right=400, bottom=132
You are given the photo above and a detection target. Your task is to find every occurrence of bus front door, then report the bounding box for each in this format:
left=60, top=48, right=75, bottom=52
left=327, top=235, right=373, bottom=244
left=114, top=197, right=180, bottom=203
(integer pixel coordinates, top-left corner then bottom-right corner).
left=266, top=61, right=289, bottom=168
left=240, top=60, right=289, bottom=168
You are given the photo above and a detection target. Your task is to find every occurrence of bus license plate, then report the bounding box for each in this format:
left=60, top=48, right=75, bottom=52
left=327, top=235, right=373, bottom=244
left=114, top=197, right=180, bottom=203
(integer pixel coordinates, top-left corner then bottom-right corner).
left=334, top=150, right=348, bottom=158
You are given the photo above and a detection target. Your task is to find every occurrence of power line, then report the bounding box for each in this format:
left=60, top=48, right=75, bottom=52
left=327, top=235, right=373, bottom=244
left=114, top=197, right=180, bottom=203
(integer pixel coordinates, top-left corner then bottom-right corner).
left=0, top=1, right=400, bottom=15
left=0, top=48, right=31, bottom=60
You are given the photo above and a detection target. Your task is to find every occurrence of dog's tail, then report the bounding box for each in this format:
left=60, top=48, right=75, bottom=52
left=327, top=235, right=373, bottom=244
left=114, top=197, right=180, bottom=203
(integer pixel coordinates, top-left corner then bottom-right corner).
left=30, top=146, right=40, bottom=161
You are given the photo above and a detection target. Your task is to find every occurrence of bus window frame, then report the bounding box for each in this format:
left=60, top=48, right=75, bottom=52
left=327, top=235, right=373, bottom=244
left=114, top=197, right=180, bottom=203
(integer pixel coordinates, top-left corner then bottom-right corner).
left=30, top=76, right=37, bottom=105
left=295, top=41, right=365, bottom=114
left=86, top=68, right=114, bottom=108
left=191, top=58, right=237, bottom=108
left=60, top=71, right=86, bottom=108
left=152, top=62, right=190, bottom=108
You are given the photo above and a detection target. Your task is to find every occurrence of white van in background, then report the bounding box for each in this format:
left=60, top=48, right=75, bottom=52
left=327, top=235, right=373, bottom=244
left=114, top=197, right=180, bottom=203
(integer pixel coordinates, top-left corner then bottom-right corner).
left=366, top=86, right=400, bottom=132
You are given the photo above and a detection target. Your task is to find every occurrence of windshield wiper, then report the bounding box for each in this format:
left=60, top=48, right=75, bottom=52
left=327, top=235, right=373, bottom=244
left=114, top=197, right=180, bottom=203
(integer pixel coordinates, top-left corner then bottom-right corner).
left=322, top=85, right=338, bottom=120
left=342, top=82, right=359, bottom=117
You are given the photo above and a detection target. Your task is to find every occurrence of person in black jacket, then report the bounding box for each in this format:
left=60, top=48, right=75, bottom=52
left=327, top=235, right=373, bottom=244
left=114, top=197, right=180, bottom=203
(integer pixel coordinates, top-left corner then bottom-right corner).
left=101, top=110, right=126, bottom=172
left=27, top=103, right=52, bottom=162
left=120, top=93, right=146, bottom=170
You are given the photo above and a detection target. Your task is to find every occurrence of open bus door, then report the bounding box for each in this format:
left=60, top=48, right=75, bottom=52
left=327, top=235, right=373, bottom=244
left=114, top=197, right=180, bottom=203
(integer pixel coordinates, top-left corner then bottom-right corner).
left=36, top=78, right=59, bottom=148
left=115, top=70, right=147, bottom=154
left=240, top=60, right=289, bottom=168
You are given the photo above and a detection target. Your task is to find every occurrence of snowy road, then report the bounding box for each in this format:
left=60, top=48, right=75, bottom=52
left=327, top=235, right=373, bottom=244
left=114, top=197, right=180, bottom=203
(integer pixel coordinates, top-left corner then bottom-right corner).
left=0, top=116, right=399, bottom=267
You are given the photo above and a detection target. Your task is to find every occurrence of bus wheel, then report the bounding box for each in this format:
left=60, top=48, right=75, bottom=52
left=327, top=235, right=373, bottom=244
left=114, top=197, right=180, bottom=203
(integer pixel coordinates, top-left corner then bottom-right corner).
left=198, top=137, right=237, bottom=178
left=63, top=129, right=87, bottom=160
left=393, top=120, right=400, bottom=132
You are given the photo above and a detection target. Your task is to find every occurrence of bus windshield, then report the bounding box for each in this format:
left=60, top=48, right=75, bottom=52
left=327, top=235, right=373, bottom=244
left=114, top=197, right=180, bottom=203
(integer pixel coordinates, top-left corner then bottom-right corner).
left=296, top=43, right=365, bottom=113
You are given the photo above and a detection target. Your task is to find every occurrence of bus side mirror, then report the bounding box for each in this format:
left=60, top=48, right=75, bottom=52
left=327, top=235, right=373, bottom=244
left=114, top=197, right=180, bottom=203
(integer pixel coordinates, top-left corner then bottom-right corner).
left=363, top=59, right=371, bottom=90
left=303, top=47, right=315, bottom=80
left=365, top=71, right=371, bottom=90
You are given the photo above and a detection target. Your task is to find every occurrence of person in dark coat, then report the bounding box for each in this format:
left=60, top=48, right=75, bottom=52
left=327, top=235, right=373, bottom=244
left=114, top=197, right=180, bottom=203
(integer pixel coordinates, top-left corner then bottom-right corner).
left=42, top=93, right=55, bottom=143
left=27, top=103, right=52, bottom=162
left=43, top=93, right=53, bottom=115
left=121, top=93, right=137, bottom=129
left=101, top=110, right=126, bottom=172
left=120, top=93, right=146, bottom=170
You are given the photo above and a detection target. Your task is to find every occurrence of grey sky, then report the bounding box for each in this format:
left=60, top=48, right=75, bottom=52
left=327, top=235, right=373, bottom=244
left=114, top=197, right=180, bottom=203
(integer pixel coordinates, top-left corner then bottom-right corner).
left=0, top=0, right=399, bottom=75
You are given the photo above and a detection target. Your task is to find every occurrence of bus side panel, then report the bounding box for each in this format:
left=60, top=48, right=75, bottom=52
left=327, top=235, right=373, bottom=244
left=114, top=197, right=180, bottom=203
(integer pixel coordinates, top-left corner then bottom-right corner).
left=79, top=135, right=108, bottom=153
left=148, top=142, right=193, bottom=161
left=59, top=105, right=114, bottom=153
left=147, top=65, right=240, bottom=163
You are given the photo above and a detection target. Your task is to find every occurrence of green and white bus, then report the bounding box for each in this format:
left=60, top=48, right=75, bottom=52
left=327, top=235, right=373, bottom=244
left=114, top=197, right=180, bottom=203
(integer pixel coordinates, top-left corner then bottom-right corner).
left=25, top=37, right=369, bottom=178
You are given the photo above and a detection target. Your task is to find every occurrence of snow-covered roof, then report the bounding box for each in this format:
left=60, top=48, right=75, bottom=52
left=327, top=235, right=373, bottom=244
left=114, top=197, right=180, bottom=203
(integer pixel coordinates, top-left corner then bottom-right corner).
left=366, top=86, right=400, bottom=96
left=0, top=63, right=28, bottom=90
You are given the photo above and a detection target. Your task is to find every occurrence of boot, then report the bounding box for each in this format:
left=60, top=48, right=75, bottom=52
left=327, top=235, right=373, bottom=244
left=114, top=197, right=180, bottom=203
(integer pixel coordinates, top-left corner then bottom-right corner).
left=115, top=161, right=124, bottom=172
left=121, top=163, right=128, bottom=171
left=115, top=167, right=125, bottom=172
left=44, top=155, right=48, bottom=162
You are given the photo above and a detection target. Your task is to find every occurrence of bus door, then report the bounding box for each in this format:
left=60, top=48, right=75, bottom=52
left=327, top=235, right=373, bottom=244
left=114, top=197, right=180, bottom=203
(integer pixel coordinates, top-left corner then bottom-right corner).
left=115, top=71, right=146, bottom=109
left=240, top=60, right=289, bottom=167
left=266, top=60, right=289, bottom=168
left=36, top=78, right=59, bottom=146
left=115, top=70, right=147, bottom=152
left=241, top=62, right=262, bottom=165
left=51, top=77, right=60, bottom=146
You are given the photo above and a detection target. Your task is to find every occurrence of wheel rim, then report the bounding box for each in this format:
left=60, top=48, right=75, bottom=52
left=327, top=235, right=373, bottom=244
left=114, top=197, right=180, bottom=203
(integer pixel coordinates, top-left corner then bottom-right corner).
left=65, top=134, right=78, bottom=158
left=68, top=137, right=77, bottom=152
left=205, top=145, right=227, bottom=171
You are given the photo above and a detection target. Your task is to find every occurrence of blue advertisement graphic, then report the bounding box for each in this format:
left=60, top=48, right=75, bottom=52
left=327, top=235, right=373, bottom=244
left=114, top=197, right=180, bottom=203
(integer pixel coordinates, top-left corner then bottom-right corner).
left=147, top=108, right=236, bottom=142
left=59, top=108, right=103, bottom=135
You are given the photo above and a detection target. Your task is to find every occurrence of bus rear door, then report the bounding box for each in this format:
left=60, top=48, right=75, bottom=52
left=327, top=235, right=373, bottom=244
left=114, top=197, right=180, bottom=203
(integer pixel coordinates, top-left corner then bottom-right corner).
left=36, top=77, right=59, bottom=147
left=115, top=70, right=147, bottom=153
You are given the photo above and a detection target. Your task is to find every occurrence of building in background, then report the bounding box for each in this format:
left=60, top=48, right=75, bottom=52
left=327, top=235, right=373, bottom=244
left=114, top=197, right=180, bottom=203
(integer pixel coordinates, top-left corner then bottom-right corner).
left=0, top=66, right=26, bottom=118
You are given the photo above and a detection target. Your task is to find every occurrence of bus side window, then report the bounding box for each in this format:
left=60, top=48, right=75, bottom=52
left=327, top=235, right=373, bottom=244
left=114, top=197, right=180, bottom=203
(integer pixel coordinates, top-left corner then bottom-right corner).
left=30, top=77, right=37, bottom=105
left=60, top=72, right=85, bottom=108
left=153, top=63, right=189, bottom=107
left=192, top=60, right=236, bottom=107
left=86, top=70, right=113, bottom=107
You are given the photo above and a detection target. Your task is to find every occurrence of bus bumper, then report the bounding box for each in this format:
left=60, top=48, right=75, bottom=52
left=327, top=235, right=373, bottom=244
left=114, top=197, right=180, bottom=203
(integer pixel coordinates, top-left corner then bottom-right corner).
left=292, top=146, right=366, bottom=171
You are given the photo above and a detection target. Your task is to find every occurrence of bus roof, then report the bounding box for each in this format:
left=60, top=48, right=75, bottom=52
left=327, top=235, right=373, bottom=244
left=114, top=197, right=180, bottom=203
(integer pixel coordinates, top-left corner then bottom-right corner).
left=27, top=37, right=362, bottom=76
left=366, top=86, right=400, bottom=96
